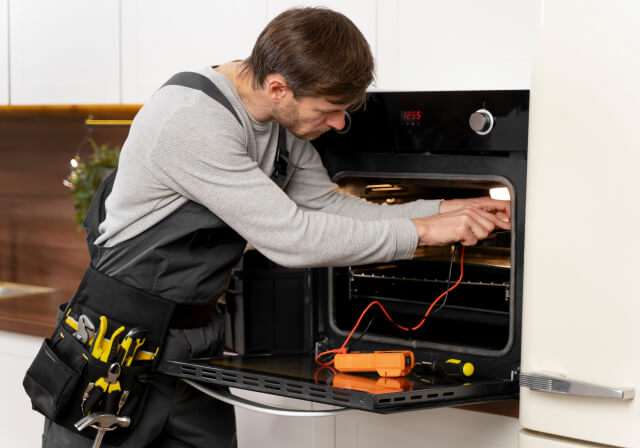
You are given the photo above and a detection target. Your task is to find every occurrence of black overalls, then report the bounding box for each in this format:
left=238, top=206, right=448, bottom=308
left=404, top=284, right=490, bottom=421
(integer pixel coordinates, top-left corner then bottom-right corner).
left=39, top=73, right=289, bottom=447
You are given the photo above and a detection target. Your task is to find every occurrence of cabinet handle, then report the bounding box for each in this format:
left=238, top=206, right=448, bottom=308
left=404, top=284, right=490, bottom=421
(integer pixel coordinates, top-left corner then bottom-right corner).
left=183, top=379, right=355, bottom=417
left=520, top=372, right=635, bottom=400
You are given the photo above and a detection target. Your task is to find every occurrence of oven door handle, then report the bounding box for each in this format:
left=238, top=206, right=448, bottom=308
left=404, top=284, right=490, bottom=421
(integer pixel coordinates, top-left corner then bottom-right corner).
left=183, top=379, right=356, bottom=417
left=520, top=372, right=635, bottom=400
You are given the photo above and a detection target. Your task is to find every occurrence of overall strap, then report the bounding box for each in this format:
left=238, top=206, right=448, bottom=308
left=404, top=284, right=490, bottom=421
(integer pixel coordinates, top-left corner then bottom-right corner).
left=161, top=71, right=299, bottom=181
left=162, top=71, right=242, bottom=124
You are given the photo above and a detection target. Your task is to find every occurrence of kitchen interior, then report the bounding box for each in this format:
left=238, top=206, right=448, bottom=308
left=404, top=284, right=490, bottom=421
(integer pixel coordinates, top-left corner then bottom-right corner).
left=2, top=1, right=639, bottom=447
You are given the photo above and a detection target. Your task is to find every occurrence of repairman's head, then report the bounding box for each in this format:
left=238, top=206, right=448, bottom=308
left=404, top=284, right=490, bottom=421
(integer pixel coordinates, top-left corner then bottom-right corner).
left=244, top=7, right=375, bottom=139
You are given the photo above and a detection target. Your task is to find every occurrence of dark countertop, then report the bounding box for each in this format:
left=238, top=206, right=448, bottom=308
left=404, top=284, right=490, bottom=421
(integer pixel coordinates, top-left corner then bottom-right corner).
left=0, top=291, right=62, bottom=338
left=0, top=292, right=519, bottom=418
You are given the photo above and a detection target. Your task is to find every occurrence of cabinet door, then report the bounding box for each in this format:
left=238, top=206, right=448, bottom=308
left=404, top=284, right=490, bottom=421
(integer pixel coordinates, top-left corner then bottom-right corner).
left=9, top=0, right=120, bottom=105
left=0, top=0, right=8, bottom=105
left=121, top=0, right=267, bottom=104
left=231, top=389, right=334, bottom=448
left=519, top=430, right=609, bottom=448
left=336, top=408, right=519, bottom=448
left=376, top=0, right=531, bottom=90
left=521, top=1, right=640, bottom=447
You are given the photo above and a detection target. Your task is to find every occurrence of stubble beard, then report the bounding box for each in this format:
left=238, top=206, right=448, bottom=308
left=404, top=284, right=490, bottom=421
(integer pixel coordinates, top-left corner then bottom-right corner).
left=273, top=100, right=325, bottom=140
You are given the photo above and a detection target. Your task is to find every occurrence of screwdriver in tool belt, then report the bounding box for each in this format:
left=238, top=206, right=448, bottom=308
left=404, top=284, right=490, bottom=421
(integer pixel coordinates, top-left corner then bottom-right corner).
left=417, top=359, right=475, bottom=377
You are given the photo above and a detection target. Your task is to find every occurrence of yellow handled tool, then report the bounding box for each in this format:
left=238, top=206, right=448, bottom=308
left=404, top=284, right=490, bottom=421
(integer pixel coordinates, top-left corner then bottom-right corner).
left=99, top=325, right=126, bottom=363
left=91, top=316, right=108, bottom=360
left=117, top=327, right=148, bottom=366
left=417, top=359, right=475, bottom=377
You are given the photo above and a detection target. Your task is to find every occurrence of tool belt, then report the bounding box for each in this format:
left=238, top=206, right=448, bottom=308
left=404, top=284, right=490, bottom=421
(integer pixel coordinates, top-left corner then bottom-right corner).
left=23, top=266, right=217, bottom=445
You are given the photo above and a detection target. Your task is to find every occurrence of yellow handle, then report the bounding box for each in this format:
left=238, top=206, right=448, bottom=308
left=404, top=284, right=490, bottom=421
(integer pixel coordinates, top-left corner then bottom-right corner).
left=64, top=316, right=79, bottom=331
left=91, top=316, right=108, bottom=359
left=99, top=326, right=126, bottom=363
left=94, top=377, right=121, bottom=393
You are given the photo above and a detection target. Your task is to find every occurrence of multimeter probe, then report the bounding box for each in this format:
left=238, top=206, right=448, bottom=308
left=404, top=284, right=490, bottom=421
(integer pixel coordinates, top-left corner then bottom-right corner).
left=315, top=247, right=467, bottom=376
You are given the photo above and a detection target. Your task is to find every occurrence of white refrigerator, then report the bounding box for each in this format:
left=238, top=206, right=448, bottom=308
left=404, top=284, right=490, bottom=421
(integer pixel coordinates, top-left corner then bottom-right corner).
left=520, top=0, right=640, bottom=446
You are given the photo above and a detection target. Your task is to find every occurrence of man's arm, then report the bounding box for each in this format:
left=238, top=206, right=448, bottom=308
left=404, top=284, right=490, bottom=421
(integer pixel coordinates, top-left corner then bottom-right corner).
left=149, top=107, right=419, bottom=268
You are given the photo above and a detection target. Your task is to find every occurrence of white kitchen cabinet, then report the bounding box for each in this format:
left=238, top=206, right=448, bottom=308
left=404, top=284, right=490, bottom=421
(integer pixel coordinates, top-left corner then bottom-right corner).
left=266, top=0, right=377, bottom=65
left=121, top=0, right=268, bottom=104
left=519, top=429, right=608, bottom=448
left=0, top=331, right=44, bottom=448
left=0, top=0, right=8, bottom=105
left=232, top=388, right=335, bottom=448
left=336, top=407, right=519, bottom=448
left=231, top=388, right=519, bottom=448
left=376, top=0, right=531, bottom=91
left=9, top=0, right=120, bottom=105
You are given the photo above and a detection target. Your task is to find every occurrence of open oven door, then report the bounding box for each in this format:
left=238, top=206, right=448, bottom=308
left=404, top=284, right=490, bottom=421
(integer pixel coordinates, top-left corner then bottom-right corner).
left=160, top=353, right=518, bottom=415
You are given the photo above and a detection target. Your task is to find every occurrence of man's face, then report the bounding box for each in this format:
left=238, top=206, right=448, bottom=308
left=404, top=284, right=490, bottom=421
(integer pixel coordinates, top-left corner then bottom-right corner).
left=273, top=95, right=351, bottom=140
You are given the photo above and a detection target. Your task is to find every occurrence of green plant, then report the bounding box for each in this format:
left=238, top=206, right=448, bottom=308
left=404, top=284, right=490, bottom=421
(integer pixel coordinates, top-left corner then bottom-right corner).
left=64, top=139, right=120, bottom=229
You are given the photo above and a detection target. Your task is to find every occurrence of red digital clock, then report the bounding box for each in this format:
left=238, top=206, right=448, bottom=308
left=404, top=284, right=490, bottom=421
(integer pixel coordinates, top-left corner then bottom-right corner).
left=401, top=110, right=422, bottom=122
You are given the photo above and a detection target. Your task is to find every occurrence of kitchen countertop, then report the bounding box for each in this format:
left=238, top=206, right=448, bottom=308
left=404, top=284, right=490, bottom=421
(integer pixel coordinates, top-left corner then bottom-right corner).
left=0, top=292, right=519, bottom=418
left=0, top=291, right=62, bottom=338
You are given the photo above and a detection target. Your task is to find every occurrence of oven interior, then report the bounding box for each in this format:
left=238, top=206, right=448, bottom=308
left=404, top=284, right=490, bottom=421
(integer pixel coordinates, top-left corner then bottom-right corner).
left=327, top=175, right=514, bottom=357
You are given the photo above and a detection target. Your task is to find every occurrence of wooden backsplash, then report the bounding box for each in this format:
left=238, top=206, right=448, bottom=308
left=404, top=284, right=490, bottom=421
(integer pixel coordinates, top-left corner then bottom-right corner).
left=0, top=106, right=140, bottom=302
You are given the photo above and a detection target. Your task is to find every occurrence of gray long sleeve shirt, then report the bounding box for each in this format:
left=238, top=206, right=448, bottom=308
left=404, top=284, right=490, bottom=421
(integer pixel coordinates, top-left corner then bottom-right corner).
left=94, top=66, right=441, bottom=268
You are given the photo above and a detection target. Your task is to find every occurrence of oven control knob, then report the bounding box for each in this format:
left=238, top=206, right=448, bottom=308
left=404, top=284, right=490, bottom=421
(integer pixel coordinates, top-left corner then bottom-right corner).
left=469, top=109, right=494, bottom=135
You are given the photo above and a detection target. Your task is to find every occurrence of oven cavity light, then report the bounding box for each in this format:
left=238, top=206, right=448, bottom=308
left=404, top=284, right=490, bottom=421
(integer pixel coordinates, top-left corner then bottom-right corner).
left=366, top=184, right=403, bottom=192
left=489, top=187, right=510, bottom=201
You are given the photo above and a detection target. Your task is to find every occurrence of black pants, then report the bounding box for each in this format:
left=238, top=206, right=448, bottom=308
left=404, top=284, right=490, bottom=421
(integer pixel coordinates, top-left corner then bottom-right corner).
left=43, top=319, right=237, bottom=448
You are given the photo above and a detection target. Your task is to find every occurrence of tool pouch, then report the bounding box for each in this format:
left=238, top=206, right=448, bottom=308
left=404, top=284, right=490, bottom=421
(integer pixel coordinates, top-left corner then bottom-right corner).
left=23, top=330, right=87, bottom=421
left=23, top=266, right=177, bottom=445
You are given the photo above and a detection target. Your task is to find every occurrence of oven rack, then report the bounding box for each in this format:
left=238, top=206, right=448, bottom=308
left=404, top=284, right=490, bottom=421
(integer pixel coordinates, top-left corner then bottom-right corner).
left=349, top=271, right=510, bottom=289
left=347, top=293, right=510, bottom=317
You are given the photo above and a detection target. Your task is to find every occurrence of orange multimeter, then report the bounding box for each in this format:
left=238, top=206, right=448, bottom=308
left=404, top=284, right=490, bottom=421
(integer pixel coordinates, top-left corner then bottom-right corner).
left=333, top=351, right=415, bottom=377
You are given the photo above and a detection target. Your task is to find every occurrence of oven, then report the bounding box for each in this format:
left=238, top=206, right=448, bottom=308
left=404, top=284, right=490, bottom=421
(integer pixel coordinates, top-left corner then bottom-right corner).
left=160, top=90, right=529, bottom=414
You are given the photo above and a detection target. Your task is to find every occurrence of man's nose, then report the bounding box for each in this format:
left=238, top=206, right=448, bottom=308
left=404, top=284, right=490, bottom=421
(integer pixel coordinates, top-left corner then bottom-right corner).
left=327, top=111, right=346, bottom=131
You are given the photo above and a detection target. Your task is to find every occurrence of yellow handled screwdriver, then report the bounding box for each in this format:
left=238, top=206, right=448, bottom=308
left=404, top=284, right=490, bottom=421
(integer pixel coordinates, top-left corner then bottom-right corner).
left=418, top=359, right=475, bottom=377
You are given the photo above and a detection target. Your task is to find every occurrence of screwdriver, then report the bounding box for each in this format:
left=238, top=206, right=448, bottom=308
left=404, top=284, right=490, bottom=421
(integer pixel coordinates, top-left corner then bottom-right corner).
left=417, top=359, right=475, bottom=377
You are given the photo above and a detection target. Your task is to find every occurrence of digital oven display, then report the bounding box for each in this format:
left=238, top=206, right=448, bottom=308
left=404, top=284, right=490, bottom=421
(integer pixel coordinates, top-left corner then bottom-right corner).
left=400, top=110, right=422, bottom=126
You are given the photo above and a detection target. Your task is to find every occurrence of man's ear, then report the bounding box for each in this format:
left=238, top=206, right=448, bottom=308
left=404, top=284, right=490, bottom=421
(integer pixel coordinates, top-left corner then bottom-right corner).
left=265, top=74, right=290, bottom=102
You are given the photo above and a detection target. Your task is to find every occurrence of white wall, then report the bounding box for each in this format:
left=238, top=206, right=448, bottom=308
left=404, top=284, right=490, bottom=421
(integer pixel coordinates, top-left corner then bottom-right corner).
left=0, top=0, right=8, bottom=105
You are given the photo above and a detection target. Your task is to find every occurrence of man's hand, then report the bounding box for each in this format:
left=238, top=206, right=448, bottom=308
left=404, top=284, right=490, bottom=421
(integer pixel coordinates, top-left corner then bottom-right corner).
left=412, top=198, right=511, bottom=247
left=439, top=197, right=511, bottom=222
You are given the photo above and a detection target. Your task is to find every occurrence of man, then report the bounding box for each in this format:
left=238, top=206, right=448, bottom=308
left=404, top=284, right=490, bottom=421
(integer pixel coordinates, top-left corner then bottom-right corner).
left=42, top=7, right=509, bottom=447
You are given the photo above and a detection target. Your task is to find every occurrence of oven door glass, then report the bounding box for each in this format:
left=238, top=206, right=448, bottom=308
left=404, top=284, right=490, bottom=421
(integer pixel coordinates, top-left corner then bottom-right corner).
left=159, top=354, right=517, bottom=413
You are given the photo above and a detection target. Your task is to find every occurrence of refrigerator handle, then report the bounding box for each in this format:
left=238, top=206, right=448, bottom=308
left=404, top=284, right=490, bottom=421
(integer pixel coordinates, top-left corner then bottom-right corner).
left=520, top=372, right=635, bottom=400
left=183, top=379, right=356, bottom=417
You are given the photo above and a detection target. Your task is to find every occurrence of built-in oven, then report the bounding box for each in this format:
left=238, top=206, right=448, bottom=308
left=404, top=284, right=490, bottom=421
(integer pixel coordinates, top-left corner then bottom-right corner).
left=160, top=90, right=529, bottom=414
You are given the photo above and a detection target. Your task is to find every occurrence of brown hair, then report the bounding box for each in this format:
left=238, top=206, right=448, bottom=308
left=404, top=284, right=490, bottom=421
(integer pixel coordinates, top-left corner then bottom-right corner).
left=244, top=7, right=374, bottom=110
